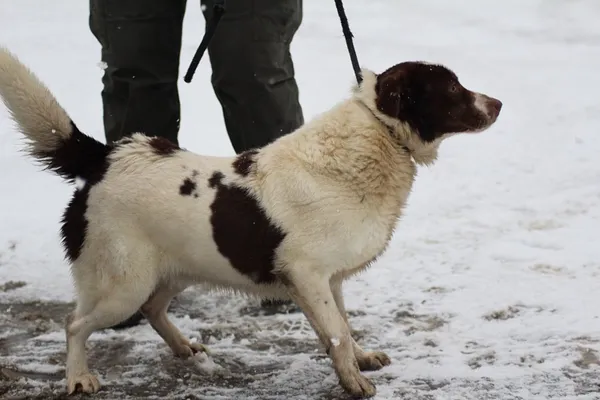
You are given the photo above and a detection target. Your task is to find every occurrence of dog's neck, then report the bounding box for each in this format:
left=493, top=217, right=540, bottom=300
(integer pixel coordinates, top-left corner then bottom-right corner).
left=356, top=100, right=410, bottom=155
left=352, top=69, right=441, bottom=167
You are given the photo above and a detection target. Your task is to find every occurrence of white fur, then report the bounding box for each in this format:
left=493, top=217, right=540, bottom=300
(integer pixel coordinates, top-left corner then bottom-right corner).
left=474, top=92, right=489, bottom=116
left=0, top=47, right=72, bottom=154
left=0, top=47, right=500, bottom=398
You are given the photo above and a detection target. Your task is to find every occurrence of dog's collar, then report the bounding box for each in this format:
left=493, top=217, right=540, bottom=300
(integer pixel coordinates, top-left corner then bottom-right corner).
left=357, top=100, right=411, bottom=155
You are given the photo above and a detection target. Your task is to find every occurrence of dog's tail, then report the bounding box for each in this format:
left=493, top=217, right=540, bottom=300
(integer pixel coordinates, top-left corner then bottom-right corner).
left=0, top=46, right=108, bottom=184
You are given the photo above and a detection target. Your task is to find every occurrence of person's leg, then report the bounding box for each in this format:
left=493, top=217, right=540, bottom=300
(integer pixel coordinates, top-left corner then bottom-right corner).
left=202, top=0, right=303, bottom=311
left=89, top=0, right=186, bottom=329
left=90, top=0, right=187, bottom=145
left=201, top=0, right=304, bottom=153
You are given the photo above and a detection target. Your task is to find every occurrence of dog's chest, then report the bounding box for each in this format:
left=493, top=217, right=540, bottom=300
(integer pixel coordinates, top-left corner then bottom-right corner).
left=337, top=206, right=399, bottom=268
left=281, top=194, right=404, bottom=274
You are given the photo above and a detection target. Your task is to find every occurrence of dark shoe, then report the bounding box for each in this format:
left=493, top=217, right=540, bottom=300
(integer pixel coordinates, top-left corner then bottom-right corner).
left=260, top=299, right=300, bottom=315
left=104, top=296, right=183, bottom=330
left=108, top=310, right=145, bottom=330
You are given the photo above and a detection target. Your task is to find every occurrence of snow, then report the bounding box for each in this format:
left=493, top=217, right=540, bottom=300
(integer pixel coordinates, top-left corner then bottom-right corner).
left=190, top=351, right=225, bottom=375
left=1, top=0, right=600, bottom=399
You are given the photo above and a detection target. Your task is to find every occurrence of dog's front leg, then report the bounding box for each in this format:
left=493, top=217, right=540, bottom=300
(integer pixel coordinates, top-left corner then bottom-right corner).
left=283, top=269, right=376, bottom=398
left=330, top=277, right=391, bottom=372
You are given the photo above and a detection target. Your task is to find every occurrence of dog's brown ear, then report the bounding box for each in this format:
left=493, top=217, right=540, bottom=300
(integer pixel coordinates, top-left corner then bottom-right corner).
left=374, top=66, right=410, bottom=120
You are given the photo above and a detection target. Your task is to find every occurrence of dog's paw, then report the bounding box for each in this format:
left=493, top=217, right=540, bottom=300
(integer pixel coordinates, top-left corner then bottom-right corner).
left=174, top=341, right=209, bottom=359
left=357, top=350, right=391, bottom=371
left=189, top=342, right=209, bottom=355
left=338, top=369, right=377, bottom=398
left=67, top=372, right=100, bottom=395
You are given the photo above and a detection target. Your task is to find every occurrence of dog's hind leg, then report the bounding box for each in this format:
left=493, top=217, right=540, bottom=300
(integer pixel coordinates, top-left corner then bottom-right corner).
left=65, top=261, right=156, bottom=395
left=283, top=268, right=377, bottom=398
left=330, top=277, right=391, bottom=372
left=140, top=284, right=208, bottom=359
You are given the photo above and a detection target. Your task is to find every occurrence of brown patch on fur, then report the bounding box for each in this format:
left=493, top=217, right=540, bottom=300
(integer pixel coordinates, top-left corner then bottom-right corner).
left=35, top=122, right=109, bottom=185
left=179, top=178, right=197, bottom=196
left=61, top=187, right=91, bottom=262
left=232, top=149, right=259, bottom=177
left=208, top=171, right=224, bottom=188
left=375, top=62, right=501, bottom=142
left=57, top=123, right=110, bottom=262
left=148, top=137, right=179, bottom=156
left=208, top=171, right=286, bottom=284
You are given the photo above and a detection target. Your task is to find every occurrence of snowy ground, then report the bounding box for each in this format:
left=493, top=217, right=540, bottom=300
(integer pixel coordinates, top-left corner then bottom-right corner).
left=1, top=0, right=600, bottom=399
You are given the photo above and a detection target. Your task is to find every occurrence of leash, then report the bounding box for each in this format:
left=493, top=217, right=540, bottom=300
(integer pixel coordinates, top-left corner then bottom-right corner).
left=184, top=0, right=362, bottom=86
left=184, top=0, right=226, bottom=83
left=334, top=0, right=362, bottom=85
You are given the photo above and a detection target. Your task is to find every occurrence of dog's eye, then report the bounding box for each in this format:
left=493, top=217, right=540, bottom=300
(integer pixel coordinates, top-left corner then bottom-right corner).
left=449, top=84, right=458, bottom=93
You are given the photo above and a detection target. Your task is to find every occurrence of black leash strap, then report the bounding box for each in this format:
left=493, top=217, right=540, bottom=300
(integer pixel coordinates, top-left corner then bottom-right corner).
left=334, top=0, right=362, bottom=85
left=185, top=0, right=361, bottom=86
left=184, top=0, right=226, bottom=83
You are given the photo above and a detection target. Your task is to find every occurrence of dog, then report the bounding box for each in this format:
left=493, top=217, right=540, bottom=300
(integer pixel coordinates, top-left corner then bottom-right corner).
left=0, top=46, right=501, bottom=398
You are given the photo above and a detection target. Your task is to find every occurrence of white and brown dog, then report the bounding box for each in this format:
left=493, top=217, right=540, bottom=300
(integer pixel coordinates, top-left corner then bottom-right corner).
left=0, top=47, right=501, bottom=398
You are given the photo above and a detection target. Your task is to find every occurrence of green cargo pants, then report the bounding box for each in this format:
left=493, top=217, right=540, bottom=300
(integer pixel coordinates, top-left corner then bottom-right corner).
left=89, top=0, right=304, bottom=150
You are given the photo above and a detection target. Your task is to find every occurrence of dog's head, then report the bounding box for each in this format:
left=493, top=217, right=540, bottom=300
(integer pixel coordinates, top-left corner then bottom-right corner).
left=374, top=62, right=501, bottom=141
left=355, top=61, right=502, bottom=165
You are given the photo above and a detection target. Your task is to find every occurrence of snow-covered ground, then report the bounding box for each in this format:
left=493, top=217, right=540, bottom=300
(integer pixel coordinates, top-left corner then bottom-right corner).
left=1, top=0, right=599, bottom=399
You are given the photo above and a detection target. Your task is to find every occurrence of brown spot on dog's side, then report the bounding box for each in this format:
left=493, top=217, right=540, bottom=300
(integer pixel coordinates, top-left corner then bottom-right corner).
left=148, top=137, right=179, bottom=156
left=209, top=177, right=285, bottom=284
left=374, top=62, right=501, bottom=142
left=208, top=171, right=225, bottom=188
left=179, top=178, right=197, bottom=196
left=232, top=149, right=259, bottom=177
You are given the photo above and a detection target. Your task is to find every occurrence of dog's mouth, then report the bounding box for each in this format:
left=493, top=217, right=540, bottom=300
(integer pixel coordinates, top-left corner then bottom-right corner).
left=466, top=108, right=502, bottom=133
left=449, top=116, right=495, bottom=134
left=466, top=119, right=496, bottom=134
left=477, top=115, right=498, bottom=130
